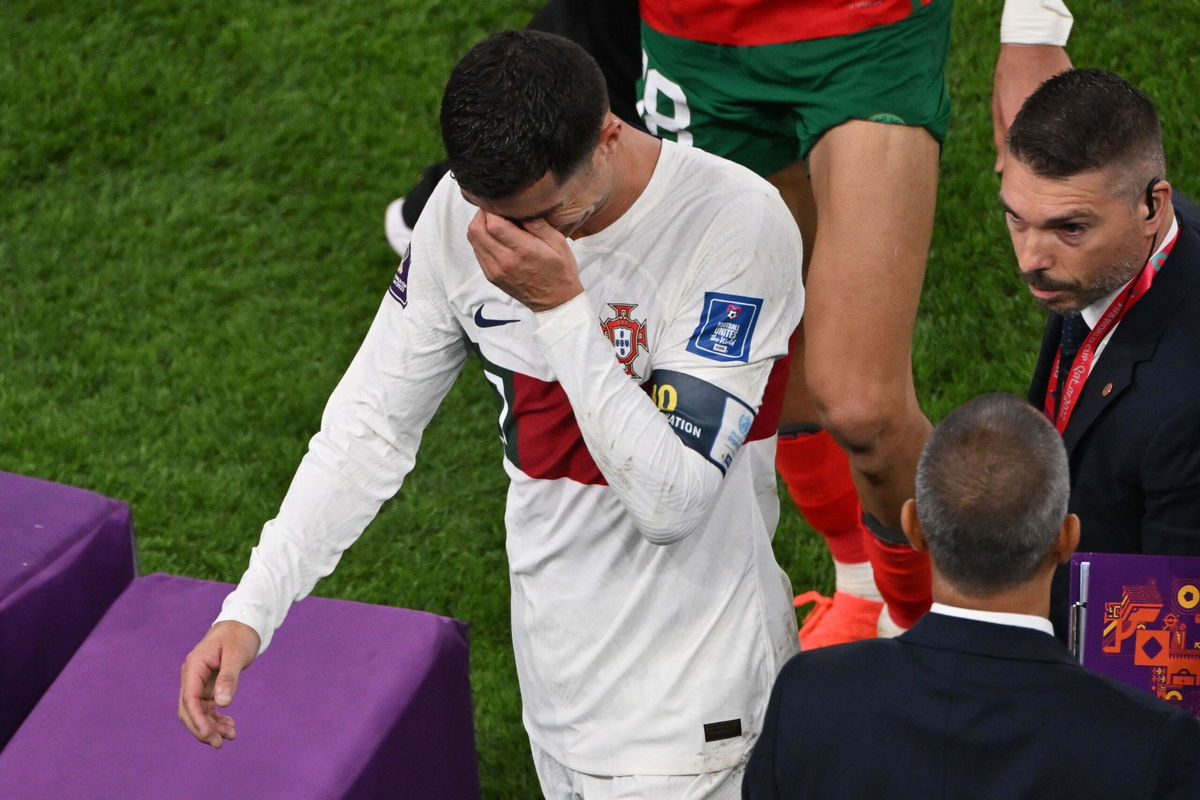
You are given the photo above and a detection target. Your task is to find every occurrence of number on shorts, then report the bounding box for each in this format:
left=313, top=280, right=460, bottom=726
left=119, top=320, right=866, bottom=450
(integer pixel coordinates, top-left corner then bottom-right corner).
left=637, top=50, right=693, bottom=146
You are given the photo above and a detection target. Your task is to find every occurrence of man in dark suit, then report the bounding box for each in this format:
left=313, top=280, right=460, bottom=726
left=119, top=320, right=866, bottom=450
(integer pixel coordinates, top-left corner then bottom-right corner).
left=1002, top=69, right=1200, bottom=637
left=744, top=393, right=1200, bottom=799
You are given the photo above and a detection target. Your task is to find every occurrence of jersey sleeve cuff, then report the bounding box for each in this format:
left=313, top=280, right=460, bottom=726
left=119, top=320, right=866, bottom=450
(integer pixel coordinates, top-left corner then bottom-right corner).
left=1000, top=0, right=1073, bottom=45
left=531, top=292, right=595, bottom=349
left=214, top=594, right=274, bottom=655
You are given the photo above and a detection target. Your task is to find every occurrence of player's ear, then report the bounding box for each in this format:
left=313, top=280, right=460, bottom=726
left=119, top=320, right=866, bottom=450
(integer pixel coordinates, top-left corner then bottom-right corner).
left=596, top=112, right=621, bottom=156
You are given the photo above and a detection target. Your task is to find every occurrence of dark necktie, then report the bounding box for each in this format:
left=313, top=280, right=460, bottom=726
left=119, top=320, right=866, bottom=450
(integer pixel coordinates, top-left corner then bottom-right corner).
left=1055, top=314, right=1090, bottom=412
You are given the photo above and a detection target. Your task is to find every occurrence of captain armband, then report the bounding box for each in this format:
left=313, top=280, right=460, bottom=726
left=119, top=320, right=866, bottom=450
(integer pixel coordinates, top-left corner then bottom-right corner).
left=648, top=369, right=755, bottom=474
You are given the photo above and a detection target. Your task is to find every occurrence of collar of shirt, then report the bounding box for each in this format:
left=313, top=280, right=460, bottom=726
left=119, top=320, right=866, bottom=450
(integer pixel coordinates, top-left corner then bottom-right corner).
left=929, top=602, right=1055, bottom=636
left=1080, top=282, right=1128, bottom=330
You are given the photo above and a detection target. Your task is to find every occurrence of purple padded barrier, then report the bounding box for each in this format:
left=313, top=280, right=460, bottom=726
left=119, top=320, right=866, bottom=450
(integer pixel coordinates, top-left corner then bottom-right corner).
left=0, top=574, right=480, bottom=799
left=0, top=470, right=136, bottom=747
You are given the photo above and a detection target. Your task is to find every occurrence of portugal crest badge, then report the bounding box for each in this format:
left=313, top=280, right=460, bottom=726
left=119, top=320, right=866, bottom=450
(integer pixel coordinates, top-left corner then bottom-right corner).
left=600, top=303, right=648, bottom=378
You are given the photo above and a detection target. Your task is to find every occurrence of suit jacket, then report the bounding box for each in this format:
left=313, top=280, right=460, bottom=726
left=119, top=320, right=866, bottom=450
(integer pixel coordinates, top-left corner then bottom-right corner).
left=743, top=613, right=1200, bottom=799
left=1028, top=207, right=1200, bottom=637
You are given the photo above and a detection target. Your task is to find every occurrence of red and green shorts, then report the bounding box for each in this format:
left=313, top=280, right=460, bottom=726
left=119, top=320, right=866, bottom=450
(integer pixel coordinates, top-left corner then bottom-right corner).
left=637, top=0, right=952, bottom=176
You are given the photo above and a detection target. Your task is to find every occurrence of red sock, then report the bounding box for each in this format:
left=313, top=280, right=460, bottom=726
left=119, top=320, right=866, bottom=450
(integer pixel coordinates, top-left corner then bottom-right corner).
left=775, top=430, right=867, bottom=565
left=862, top=534, right=931, bottom=628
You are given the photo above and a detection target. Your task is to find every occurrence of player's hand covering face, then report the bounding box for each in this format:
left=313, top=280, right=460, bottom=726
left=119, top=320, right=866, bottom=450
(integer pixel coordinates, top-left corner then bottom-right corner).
left=467, top=211, right=585, bottom=313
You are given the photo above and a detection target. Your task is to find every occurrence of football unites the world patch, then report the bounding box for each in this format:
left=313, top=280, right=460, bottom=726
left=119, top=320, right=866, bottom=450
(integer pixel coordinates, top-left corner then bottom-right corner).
left=387, top=245, right=412, bottom=307
left=600, top=302, right=649, bottom=379
left=687, top=292, right=762, bottom=363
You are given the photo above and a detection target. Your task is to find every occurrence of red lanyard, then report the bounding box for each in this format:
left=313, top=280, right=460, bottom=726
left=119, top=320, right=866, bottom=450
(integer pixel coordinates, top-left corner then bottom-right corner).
left=1044, top=225, right=1180, bottom=433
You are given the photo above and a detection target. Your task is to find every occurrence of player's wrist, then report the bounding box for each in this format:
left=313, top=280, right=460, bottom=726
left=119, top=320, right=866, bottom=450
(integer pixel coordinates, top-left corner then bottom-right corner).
left=531, top=290, right=590, bottom=328
left=525, top=284, right=585, bottom=314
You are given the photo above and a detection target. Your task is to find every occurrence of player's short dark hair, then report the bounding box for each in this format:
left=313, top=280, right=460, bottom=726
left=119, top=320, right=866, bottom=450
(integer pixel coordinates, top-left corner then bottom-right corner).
left=1007, top=69, right=1165, bottom=200
left=915, top=394, right=1069, bottom=595
left=439, top=29, right=609, bottom=200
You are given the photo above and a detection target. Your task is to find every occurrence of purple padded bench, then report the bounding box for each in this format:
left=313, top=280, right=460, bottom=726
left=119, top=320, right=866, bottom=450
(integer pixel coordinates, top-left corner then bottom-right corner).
left=0, top=574, right=479, bottom=799
left=0, top=470, right=136, bottom=747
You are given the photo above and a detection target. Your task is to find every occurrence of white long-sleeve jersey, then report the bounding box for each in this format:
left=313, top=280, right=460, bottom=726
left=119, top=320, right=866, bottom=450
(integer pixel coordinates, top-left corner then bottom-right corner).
left=217, top=140, right=804, bottom=775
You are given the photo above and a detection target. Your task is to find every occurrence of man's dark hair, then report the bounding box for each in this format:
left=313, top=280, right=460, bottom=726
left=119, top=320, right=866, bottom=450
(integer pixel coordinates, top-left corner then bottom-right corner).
left=439, top=30, right=609, bottom=199
left=915, top=393, right=1069, bottom=595
left=1007, top=69, right=1165, bottom=200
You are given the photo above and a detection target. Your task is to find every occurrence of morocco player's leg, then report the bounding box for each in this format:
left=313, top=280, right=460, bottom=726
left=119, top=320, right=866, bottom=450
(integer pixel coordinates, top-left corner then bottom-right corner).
left=767, top=140, right=934, bottom=643
left=638, top=2, right=948, bottom=642
left=789, top=121, right=937, bottom=637
left=765, top=165, right=890, bottom=646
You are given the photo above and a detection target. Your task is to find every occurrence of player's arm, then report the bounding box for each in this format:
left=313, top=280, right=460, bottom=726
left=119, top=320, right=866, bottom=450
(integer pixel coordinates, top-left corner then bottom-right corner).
left=993, top=0, right=1073, bottom=172
left=532, top=294, right=781, bottom=544
left=179, top=201, right=468, bottom=745
left=214, top=261, right=467, bottom=650
left=470, top=197, right=802, bottom=544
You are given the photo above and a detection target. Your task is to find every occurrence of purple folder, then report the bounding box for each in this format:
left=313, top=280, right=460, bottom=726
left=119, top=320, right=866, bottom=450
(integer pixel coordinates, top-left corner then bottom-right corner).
left=1070, top=551, right=1200, bottom=717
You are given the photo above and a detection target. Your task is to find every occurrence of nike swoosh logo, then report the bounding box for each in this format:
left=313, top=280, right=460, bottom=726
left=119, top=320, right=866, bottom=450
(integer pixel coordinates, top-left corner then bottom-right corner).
left=473, top=305, right=520, bottom=328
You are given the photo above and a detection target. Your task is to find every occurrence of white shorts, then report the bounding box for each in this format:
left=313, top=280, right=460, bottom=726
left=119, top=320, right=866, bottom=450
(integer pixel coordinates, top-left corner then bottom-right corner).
left=530, top=741, right=745, bottom=800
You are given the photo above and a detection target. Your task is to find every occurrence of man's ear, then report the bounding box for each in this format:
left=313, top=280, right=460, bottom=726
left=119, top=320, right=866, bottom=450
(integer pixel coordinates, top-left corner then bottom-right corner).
left=1143, top=179, right=1172, bottom=232
left=595, top=112, right=621, bottom=157
left=900, top=499, right=928, bottom=553
left=1052, top=513, right=1081, bottom=565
